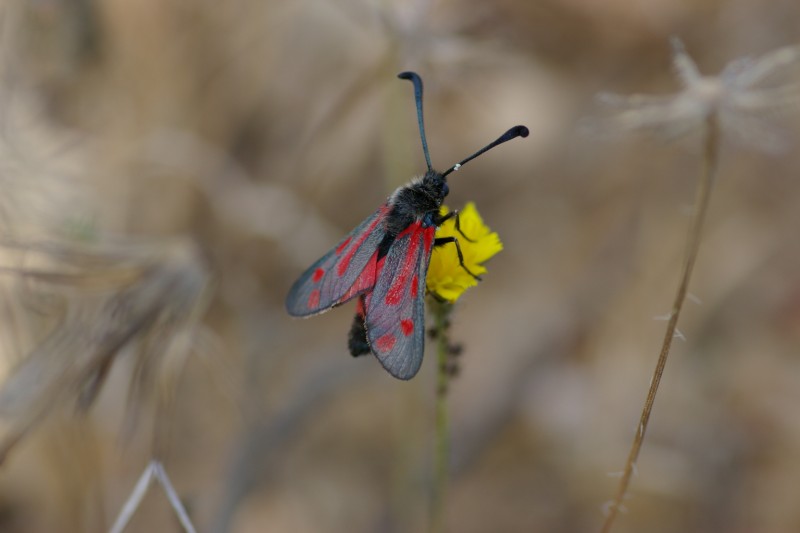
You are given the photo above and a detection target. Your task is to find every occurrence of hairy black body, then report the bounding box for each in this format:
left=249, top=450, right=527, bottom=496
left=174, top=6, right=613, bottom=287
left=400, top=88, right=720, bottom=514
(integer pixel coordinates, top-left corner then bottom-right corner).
left=350, top=170, right=449, bottom=356
left=376, top=171, right=448, bottom=259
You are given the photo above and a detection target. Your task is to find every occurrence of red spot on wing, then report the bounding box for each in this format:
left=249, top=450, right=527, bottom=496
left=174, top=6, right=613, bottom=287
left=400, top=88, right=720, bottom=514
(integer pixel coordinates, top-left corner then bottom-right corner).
left=312, top=268, right=325, bottom=282
left=335, top=237, right=352, bottom=255
left=342, top=251, right=380, bottom=302
left=375, top=333, right=396, bottom=352
left=385, top=285, right=403, bottom=306
left=385, top=224, right=421, bottom=305
left=360, top=260, right=383, bottom=310
left=337, top=208, right=387, bottom=276
left=408, top=227, right=433, bottom=300
left=356, top=295, right=366, bottom=316
left=401, top=319, right=414, bottom=336
left=308, top=289, right=320, bottom=309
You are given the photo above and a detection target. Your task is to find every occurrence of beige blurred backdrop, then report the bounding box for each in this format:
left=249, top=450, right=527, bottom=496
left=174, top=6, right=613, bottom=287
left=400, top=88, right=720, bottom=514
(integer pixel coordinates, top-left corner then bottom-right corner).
left=0, top=0, right=798, bottom=532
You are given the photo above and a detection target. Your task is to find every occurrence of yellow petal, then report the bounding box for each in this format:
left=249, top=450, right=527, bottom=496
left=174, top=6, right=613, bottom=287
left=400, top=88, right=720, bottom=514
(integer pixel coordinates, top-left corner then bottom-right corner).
left=426, top=202, right=502, bottom=302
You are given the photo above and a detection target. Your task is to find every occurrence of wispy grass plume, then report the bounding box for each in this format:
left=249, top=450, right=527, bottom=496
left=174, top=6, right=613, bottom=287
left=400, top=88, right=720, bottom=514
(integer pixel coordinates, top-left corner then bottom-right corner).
left=0, top=239, right=212, bottom=462
left=587, top=38, right=800, bottom=152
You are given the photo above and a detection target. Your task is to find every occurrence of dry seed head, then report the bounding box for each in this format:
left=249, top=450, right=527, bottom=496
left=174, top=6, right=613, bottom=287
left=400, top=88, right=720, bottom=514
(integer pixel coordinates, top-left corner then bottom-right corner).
left=586, top=38, right=800, bottom=152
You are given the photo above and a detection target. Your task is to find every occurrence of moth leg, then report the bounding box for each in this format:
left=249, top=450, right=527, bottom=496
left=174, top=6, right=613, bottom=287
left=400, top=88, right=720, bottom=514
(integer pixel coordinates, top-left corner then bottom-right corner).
left=434, top=236, right=482, bottom=281
left=434, top=210, right=476, bottom=243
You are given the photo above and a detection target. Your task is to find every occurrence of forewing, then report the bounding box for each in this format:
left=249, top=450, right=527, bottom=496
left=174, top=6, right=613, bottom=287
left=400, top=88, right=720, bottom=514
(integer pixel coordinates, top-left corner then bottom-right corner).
left=286, top=205, right=389, bottom=316
left=365, top=222, right=435, bottom=380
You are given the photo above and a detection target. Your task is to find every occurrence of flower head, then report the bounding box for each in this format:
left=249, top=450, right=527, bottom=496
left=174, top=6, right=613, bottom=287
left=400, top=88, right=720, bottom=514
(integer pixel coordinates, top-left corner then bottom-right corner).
left=426, top=202, right=502, bottom=302
left=586, top=37, right=800, bottom=152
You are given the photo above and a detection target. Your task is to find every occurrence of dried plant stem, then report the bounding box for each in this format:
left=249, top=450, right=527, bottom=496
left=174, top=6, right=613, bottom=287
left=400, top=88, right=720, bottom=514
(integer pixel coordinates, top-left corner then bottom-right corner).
left=430, top=298, right=453, bottom=533
left=109, top=459, right=197, bottom=533
left=601, top=114, right=720, bottom=533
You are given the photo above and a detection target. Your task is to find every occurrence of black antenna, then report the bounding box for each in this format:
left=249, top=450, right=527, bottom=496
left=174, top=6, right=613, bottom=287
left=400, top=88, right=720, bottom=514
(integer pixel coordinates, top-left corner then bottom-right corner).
left=398, top=71, right=433, bottom=172
left=442, top=125, right=529, bottom=177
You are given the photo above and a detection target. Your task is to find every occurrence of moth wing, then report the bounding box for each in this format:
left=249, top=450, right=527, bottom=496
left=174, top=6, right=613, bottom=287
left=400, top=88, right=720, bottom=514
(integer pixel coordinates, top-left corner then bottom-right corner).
left=365, top=222, right=435, bottom=379
left=286, top=205, right=389, bottom=317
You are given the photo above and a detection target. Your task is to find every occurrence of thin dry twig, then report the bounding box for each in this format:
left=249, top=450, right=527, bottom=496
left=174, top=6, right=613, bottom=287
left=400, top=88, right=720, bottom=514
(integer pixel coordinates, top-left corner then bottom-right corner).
left=600, top=114, right=720, bottom=533
left=108, top=459, right=197, bottom=533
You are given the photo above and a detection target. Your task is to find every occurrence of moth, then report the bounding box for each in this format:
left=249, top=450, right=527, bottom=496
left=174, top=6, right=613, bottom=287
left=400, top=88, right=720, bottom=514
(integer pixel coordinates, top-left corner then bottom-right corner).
left=286, top=71, right=527, bottom=379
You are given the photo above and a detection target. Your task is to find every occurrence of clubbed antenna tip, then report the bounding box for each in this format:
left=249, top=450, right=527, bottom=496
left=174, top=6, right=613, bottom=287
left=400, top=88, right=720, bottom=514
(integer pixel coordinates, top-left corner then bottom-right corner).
left=443, top=125, right=529, bottom=177
left=398, top=71, right=433, bottom=172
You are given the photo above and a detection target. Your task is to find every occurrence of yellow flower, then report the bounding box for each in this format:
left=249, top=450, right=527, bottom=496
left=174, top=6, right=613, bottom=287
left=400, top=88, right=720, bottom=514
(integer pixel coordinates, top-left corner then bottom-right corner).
left=426, top=202, right=503, bottom=302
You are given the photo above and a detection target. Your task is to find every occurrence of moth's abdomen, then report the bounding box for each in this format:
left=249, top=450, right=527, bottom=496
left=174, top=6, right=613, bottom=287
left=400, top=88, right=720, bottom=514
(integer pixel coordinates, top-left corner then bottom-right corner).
left=348, top=296, right=370, bottom=356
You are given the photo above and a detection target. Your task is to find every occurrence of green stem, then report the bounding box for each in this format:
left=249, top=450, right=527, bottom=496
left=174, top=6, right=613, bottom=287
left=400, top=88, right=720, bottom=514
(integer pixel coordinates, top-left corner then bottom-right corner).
left=601, top=114, right=720, bottom=533
left=430, top=298, right=453, bottom=533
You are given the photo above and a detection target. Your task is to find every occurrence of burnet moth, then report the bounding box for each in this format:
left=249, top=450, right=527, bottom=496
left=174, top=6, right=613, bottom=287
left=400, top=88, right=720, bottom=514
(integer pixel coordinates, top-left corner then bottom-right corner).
left=286, top=71, right=528, bottom=379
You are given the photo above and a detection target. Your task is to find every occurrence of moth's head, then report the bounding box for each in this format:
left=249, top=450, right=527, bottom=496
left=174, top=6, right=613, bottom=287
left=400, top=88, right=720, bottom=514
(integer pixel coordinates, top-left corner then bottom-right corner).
left=422, top=170, right=449, bottom=204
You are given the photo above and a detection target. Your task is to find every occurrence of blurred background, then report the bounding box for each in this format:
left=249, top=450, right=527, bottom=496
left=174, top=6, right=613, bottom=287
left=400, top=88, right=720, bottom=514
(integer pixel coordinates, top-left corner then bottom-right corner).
left=0, top=0, right=798, bottom=532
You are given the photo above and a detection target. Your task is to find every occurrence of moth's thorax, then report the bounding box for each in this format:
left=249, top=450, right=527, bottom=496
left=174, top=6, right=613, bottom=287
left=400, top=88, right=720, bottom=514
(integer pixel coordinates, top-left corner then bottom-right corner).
left=386, top=170, right=448, bottom=235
